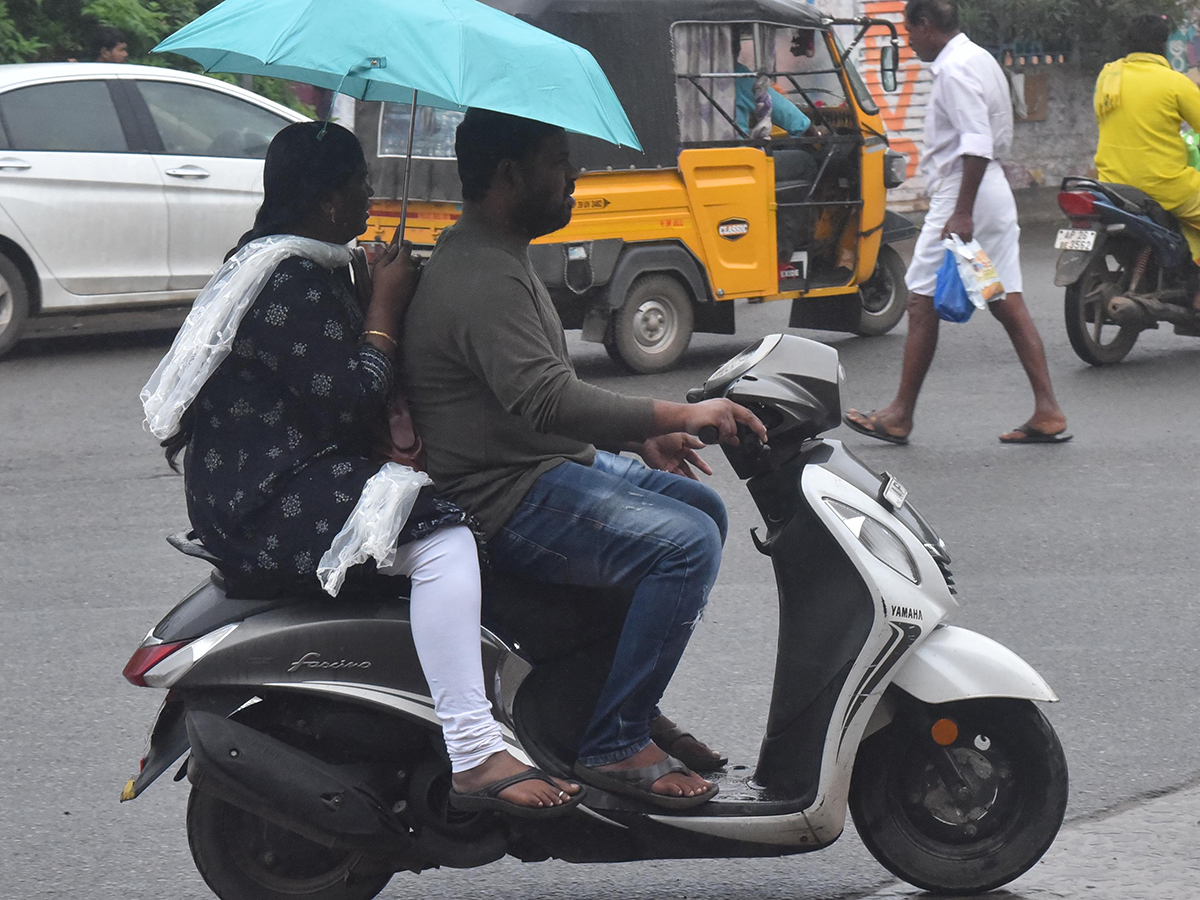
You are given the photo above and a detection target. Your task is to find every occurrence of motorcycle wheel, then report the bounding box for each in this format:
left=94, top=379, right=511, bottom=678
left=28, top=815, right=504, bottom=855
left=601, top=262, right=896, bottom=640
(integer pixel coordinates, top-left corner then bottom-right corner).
left=1064, top=246, right=1140, bottom=365
left=186, top=789, right=392, bottom=900
left=849, top=697, right=1068, bottom=896
left=854, top=244, right=908, bottom=336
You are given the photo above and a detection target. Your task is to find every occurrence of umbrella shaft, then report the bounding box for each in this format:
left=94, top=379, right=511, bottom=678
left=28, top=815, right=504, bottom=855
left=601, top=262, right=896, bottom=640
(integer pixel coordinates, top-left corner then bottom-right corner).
left=398, top=88, right=418, bottom=245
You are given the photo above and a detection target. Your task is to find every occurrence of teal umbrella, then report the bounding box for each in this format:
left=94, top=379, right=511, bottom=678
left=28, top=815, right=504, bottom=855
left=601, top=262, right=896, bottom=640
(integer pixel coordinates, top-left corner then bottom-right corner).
left=153, top=0, right=641, bottom=238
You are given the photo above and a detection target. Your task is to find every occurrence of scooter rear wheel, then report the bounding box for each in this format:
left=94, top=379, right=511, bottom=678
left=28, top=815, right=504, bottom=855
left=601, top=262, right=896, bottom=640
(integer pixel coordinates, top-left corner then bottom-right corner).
left=849, top=697, right=1067, bottom=895
left=186, top=789, right=392, bottom=900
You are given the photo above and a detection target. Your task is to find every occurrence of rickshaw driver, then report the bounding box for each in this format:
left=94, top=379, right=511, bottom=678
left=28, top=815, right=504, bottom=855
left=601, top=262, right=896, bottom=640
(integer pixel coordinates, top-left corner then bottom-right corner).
left=401, top=109, right=768, bottom=809
left=733, top=27, right=817, bottom=138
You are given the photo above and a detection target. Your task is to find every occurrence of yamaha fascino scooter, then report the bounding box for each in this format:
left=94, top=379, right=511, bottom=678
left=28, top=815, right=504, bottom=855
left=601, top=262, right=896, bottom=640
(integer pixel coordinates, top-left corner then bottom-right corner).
left=121, top=334, right=1068, bottom=900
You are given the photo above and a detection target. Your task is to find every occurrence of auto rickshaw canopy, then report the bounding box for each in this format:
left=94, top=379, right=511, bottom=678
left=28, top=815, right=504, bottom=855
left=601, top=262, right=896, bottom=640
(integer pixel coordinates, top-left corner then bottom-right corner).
left=361, top=0, right=834, bottom=201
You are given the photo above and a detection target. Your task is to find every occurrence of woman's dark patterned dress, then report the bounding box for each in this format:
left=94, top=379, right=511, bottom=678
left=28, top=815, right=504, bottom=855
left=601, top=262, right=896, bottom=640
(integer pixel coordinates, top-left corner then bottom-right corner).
left=184, top=254, right=466, bottom=596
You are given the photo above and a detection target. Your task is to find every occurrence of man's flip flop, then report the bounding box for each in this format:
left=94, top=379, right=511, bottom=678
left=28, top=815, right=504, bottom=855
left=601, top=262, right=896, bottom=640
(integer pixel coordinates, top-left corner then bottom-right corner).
left=649, top=716, right=727, bottom=773
left=573, top=756, right=718, bottom=810
left=999, top=424, right=1073, bottom=445
left=448, top=768, right=585, bottom=819
left=842, top=410, right=909, bottom=445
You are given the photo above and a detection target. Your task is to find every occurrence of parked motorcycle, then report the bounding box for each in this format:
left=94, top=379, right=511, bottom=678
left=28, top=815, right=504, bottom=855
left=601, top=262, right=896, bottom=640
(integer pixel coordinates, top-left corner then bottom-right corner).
left=121, top=334, right=1068, bottom=900
left=1055, top=175, right=1200, bottom=365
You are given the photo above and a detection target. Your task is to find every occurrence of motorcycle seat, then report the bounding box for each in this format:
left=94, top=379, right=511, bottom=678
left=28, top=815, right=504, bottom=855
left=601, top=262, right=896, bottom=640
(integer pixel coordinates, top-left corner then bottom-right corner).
left=1067, top=177, right=1180, bottom=232
left=1104, top=183, right=1179, bottom=231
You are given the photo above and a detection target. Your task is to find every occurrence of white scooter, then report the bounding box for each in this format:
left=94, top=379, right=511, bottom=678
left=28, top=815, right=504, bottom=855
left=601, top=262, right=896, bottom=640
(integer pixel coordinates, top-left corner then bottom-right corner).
left=122, top=334, right=1067, bottom=899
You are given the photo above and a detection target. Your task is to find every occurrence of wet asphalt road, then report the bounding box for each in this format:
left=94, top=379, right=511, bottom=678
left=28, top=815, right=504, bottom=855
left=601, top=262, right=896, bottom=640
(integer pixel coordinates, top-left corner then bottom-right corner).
left=2, top=221, right=1198, bottom=899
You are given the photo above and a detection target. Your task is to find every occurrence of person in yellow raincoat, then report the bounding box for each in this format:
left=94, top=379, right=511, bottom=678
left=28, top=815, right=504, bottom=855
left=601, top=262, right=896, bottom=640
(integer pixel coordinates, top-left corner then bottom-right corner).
left=1094, top=13, right=1200, bottom=310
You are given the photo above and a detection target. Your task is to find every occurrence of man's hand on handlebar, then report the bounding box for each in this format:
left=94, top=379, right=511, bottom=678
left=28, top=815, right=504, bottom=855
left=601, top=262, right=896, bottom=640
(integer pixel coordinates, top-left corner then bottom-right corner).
left=685, top=399, right=768, bottom=446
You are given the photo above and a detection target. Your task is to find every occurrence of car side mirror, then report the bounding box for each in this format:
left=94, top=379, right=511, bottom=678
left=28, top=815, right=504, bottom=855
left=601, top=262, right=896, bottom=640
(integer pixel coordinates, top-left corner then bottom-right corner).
left=880, top=44, right=898, bottom=92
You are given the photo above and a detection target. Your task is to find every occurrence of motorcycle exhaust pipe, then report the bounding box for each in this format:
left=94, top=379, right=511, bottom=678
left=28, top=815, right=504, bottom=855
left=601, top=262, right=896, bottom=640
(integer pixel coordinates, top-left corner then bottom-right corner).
left=184, top=711, right=412, bottom=855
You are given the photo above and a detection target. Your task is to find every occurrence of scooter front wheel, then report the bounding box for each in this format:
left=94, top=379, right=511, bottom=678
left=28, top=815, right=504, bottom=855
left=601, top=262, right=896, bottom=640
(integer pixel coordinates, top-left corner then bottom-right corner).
left=849, top=697, right=1068, bottom=895
left=186, top=789, right=392, bottom=900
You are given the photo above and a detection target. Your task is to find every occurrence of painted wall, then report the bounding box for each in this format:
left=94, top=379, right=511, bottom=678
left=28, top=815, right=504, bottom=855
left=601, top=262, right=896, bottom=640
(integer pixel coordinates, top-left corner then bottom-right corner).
left=857, top=0, right=932, bottom=211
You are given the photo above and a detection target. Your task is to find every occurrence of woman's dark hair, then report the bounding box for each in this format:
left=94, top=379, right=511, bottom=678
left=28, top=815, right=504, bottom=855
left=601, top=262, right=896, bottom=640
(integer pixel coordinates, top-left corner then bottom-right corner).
left=1126, top=13, right=1173, bottom=56
left=162, top=121, right=365, bottom=471
left=455, top=108, right=563, bottom=202
left=229, top=121, right=366, bottom=258
left=905, top=0, right=959, bottom=32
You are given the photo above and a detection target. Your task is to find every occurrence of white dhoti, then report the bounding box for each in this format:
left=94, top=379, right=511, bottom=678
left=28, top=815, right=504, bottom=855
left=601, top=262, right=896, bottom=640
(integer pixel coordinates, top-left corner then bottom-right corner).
left=906, top=162, right=1023, bottom=297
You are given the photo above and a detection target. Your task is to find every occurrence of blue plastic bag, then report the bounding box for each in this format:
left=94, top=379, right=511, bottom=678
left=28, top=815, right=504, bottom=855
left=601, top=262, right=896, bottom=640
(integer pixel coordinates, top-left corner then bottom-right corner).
left=933, top=249, right=974, bottom=323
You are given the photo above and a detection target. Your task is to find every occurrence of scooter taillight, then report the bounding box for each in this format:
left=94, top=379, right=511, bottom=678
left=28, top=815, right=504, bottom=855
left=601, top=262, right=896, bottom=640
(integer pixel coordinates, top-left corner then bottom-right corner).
left=1057, top=190, right=1096, bottom=219
left=123, top=641, right=188, bottom=687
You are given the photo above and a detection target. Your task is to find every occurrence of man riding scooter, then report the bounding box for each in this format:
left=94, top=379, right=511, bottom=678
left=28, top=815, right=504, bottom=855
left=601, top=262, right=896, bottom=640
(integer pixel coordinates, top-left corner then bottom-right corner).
left=1094, top=13, right=1200, bottom=312
left=400, top=109, right=767, bottom=810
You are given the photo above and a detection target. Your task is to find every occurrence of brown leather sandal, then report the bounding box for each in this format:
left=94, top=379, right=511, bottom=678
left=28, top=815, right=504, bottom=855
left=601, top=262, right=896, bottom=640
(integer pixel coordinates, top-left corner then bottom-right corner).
left=649, top=715, right=728, bottom=773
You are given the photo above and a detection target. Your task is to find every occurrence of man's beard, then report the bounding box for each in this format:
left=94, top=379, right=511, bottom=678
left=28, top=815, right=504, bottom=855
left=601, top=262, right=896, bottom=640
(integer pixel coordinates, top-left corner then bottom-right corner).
left=514, top=195, right=573, bottom=240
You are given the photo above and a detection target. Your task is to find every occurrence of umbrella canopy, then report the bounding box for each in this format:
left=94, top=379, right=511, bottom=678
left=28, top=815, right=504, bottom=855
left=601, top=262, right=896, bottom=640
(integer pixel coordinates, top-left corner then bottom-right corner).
left=152, top=0, right=640, bottom=150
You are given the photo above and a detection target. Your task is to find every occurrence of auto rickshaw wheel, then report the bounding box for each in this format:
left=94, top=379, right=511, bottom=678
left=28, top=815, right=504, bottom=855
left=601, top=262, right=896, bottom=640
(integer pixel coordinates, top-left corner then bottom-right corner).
left=609, top=274, right=694, bottom=374
left=854, top=245, right=908, bottom=336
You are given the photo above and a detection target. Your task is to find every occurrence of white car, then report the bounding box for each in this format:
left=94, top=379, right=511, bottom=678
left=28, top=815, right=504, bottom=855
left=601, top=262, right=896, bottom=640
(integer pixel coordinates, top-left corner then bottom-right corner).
left=0, top=63, right=308, bottom=356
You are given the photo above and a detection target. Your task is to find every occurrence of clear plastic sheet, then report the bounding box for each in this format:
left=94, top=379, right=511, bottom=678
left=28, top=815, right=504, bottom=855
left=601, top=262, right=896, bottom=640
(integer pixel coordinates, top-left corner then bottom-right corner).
left=141, top=235, right=354, bottom=440
left=317, top=463, right=434, bottom=596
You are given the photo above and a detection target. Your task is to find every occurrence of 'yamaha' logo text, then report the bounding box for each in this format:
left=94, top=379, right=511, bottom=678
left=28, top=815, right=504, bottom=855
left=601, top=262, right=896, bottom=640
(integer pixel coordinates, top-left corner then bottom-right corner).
left=890, top=605, right=923, bottom=621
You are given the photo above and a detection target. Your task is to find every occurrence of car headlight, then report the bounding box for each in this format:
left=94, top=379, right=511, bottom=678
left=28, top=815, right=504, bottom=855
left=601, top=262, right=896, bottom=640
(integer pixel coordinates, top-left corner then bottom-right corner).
left=825, top=499, right=919, bottom=583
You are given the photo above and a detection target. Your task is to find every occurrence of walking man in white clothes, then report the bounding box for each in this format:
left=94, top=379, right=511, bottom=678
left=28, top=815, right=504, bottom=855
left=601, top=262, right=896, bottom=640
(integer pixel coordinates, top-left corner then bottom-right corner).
left=844, top=0, right=1070, bottom=445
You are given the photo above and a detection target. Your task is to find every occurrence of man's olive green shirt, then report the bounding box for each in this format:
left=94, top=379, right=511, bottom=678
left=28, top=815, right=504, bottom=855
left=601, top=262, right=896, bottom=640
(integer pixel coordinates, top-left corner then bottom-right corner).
left=400, top=214, right=655, bottom=538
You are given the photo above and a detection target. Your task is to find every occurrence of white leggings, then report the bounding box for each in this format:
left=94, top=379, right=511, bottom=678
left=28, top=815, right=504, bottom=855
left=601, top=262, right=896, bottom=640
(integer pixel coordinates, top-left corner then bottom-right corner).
left=377, top=525, right=508, bottom=772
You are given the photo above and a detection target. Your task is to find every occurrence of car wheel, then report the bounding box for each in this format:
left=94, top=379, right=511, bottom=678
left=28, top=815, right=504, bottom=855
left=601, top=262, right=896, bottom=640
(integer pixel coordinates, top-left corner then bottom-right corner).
left=0, top=251, right=30, bottom=358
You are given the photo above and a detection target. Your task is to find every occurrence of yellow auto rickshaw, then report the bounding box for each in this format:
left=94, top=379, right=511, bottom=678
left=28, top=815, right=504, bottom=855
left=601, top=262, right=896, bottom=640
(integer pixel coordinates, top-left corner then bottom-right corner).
left=358, top=0, right=913, bottom=373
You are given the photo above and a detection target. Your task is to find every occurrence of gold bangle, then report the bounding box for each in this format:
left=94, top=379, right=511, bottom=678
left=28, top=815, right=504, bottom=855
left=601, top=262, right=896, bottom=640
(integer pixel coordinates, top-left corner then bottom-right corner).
left=363, top=330, right=397, bottom=350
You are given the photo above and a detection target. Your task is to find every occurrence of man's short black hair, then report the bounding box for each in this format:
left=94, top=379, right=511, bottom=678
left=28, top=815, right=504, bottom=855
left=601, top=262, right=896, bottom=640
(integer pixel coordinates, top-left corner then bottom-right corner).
left=1126, top=13, right=1173, bottom=55
left=905, top=0, right=959, bottom=32
left=455, top=109, right=564, bottom=203
left=89, top=25, right=127, bottom=58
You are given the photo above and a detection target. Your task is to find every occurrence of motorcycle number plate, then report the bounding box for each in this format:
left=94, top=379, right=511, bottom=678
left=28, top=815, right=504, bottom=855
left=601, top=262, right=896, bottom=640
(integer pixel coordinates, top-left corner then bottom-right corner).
left=1054, top=228, right=1097, bottom=251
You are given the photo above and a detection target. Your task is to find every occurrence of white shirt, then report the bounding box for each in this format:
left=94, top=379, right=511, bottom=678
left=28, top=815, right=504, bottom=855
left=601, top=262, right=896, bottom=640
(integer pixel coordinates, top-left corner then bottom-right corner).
left=920, top=33, right=1014, bottom=192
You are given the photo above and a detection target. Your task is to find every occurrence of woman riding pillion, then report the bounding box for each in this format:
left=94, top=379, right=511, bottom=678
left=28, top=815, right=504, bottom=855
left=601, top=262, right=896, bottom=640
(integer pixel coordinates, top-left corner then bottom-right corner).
left=140, top=121, right=580, bottom=817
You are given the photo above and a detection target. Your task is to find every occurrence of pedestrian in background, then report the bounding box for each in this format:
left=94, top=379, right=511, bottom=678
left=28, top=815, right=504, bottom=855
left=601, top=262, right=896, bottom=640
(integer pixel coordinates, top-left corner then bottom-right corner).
left=843, top=0, right=1070, bottom=445
left=90, top=26, right=129, bottom=63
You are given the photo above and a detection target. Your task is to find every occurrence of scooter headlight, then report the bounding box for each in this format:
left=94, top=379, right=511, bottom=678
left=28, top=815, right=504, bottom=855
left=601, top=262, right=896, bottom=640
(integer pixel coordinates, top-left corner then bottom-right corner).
left=825, top=499, right=919, bottom=583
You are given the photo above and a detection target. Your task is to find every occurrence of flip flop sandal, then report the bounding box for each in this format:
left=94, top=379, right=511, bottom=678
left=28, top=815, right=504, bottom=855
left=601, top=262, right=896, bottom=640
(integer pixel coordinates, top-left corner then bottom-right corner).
left=999, top=424, right=1073, bottom=444
left=573, top=756, right=719, bottom=810
left=842, top=410, right=909, bottom=446
left=649, top=717, right=728, bottom=773
left=449, top=768, right=585, bottom=819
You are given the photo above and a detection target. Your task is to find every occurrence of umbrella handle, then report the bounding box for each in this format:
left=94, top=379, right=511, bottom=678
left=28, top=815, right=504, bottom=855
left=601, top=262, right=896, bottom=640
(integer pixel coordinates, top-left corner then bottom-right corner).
left=395, top=88, right=419, bottom=247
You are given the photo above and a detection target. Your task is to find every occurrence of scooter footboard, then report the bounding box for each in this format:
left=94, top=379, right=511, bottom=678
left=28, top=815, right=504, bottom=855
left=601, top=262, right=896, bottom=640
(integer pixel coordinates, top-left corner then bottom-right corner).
left=889, top=625, right=1058, bottom=705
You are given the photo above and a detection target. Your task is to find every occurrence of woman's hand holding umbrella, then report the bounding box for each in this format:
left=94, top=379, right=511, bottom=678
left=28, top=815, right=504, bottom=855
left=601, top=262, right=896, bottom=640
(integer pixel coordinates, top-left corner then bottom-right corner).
left=363, top=241, right=418, bottom=353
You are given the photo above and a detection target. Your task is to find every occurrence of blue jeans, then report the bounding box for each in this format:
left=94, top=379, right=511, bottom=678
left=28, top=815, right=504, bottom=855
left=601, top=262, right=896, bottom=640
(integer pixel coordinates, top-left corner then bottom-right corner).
left=488, top=451, right=727, bottom=766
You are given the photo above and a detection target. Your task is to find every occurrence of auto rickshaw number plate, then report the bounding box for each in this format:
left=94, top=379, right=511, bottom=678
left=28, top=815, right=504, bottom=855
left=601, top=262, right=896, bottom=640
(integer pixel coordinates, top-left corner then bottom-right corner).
left=1054, top=229, right=1096, bottom=252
